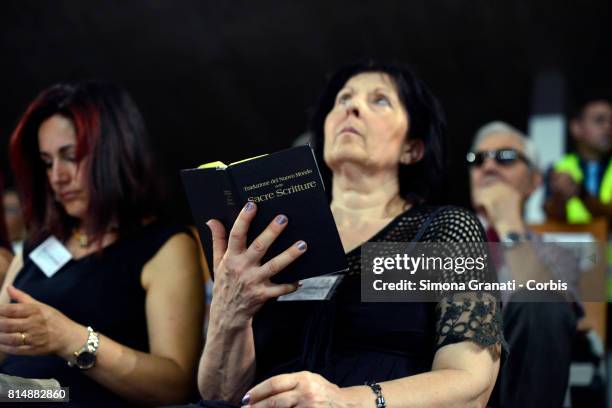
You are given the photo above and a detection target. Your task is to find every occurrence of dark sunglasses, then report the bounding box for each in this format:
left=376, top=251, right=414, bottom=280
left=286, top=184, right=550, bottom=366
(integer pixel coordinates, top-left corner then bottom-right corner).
left=466, top=148, right=530, bottom=167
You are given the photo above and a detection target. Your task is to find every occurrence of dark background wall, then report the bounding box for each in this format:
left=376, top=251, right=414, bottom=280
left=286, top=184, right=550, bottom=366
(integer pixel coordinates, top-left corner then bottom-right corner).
left=1, top=0, right=611, bottom=221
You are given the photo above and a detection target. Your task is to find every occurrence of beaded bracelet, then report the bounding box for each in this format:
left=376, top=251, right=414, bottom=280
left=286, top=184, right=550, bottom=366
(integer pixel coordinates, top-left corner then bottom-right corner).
left=365, top=381, right=386, bottom=408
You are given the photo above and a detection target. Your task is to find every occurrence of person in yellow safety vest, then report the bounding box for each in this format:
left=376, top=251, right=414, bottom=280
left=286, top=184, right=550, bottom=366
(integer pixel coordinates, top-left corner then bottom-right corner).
left=545, top=98, right=612, bottom=224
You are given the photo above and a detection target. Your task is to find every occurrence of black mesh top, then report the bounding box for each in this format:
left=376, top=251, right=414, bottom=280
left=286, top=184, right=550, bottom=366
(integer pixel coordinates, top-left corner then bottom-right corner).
left=252, top=204, right=505, bottom=387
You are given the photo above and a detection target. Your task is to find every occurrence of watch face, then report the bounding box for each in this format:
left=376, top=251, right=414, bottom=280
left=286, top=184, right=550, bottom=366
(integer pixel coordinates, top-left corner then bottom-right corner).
left=76, top=352, right=96, bottom=368
left=506, top=232, right=521, bottom=242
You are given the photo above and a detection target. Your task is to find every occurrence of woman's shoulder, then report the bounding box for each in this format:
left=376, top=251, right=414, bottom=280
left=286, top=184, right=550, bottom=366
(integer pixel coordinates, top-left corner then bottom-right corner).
left=126, top=219, right=195, bottom=254
left=140, top=223, right=201, bottom=289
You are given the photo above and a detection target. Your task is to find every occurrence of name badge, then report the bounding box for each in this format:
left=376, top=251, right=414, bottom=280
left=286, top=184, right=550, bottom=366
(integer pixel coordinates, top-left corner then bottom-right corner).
left=278, top=275, right=343, bottom=301
left=29, top=236, right=73, bottom=278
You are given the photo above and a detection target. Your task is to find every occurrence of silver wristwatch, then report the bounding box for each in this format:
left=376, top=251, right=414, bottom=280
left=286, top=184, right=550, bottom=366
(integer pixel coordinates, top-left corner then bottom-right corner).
left=67, top=326, right=100, bottom=370
left=501, top=231, right=532, bottom=249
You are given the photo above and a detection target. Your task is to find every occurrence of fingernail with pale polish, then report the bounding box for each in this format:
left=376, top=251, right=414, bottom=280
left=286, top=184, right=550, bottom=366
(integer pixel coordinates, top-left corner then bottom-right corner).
left=245, top=201, right=255, bottom=211
left=241, top=394, right=250, bottom=405
left=296, top=241, right=307, bottom=251
left=276, top=215, right=287, bottom=225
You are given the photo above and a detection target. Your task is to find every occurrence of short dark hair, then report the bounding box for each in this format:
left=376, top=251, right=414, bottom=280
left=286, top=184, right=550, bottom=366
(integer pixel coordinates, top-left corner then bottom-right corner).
left=10, top=80, right=165, bottom=245
left=309, top=61, right=448, bottom=204
left=570, top=95, right=612, bottom=120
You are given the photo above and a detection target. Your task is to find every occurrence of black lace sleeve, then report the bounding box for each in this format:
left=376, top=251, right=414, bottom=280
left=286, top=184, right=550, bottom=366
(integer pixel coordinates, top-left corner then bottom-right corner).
left=435, top=292, right=506, bottom=358
left=424, top=207, right=508, bottom=358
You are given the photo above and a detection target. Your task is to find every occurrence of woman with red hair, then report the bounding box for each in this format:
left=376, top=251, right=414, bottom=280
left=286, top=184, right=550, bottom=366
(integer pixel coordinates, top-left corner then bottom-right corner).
left=0, top=80, right=204, bottom=407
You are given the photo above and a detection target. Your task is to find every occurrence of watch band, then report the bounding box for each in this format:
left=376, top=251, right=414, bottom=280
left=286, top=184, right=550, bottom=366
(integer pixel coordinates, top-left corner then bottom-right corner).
left=501, top=231, right=532, bottom=249
left=365, top=381, right=386, bottom=408
left=67, top=326, right=100, bottom=370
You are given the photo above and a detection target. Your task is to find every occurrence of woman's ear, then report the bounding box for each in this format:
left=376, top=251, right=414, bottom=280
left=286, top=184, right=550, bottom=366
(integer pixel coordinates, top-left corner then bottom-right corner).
left=399, top=139, right=425, bottom=165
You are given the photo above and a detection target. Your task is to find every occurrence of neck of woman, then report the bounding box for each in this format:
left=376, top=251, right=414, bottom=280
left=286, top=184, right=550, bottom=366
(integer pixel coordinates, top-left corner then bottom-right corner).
left=330, top=164, right=409, bottom=228
left=73, top=218, right=118, bottom=250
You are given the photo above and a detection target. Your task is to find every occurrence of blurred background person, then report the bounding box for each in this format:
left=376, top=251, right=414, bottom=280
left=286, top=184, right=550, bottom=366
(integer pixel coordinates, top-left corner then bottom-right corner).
left=469, top=122, right=580, bottom=408
left=545, top=98, right=612, bottom=224
left=0, top=80, right=204, bottom=407
left=0, top=174, right=14, bottom=286
left=3, top=185, right=27, bottom=255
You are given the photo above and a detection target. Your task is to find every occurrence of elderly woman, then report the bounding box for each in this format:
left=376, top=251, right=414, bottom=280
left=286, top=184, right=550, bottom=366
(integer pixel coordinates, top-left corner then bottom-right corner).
left=0, top=80, right=204, bottom=407
left=197, top=62, right=503, bottom=408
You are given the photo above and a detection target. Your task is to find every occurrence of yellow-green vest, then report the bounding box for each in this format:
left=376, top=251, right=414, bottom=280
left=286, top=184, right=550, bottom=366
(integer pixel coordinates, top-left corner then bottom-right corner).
left=554, top=153, right=612, bottom=224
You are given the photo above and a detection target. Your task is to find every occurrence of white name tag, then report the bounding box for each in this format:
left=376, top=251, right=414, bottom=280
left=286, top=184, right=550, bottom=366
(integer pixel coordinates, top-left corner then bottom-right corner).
left=278, top=275, right=343, bottom=301
left=29, top=236, right=73, bottom=278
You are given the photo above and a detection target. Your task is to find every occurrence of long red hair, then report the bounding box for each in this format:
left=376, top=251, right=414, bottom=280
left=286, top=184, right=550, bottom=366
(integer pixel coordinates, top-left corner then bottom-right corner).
left=10, top=80, right=165, bottom=246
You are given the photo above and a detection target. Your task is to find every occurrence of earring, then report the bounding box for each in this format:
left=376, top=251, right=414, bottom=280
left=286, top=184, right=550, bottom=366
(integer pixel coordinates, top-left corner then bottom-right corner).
left=400, top=152, right=411, bottom=165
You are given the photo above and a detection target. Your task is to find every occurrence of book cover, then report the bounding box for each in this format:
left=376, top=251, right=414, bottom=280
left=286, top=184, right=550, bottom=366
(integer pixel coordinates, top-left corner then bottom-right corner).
left=181, top=145, right=348, bottom=284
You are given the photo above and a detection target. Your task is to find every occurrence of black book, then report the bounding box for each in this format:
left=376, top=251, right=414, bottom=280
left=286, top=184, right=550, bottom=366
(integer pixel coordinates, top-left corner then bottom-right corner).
left=180, top=145, right=348, bottom=284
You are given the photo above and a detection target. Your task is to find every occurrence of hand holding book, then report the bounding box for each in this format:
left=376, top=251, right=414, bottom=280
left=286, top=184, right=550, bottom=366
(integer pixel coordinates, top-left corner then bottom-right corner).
left=206, top=201, right=307, bottom=325
left=181, top=145, right=347, bottom=285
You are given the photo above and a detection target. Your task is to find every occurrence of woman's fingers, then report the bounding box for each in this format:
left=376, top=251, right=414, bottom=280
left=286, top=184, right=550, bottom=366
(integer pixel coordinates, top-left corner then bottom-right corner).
left=0, top=317, right=30, bottom=333
left=227, top=201, right=257, bottom=253
left=249, top=390, right=299, bottom=408
left=0, top=343, right=34, bottom=355
left=261, top=282, right=300, bottom=299
left=245, top=215, right=289, bottom=263
left=206, top=219, right=228, bottom=270
left=0, top=304, right=34, bottom=319
left=246, top=373, right=299, bottom=405
left=0, top=332, right=30, bottom=347
left=7, top=285, right=36, bottom=304
left=259, top=241, right=307, bottom=280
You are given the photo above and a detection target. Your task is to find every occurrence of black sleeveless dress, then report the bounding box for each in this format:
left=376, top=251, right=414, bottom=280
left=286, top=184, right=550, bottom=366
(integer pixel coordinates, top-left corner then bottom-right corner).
left=0, top=221, right=191, bottom=408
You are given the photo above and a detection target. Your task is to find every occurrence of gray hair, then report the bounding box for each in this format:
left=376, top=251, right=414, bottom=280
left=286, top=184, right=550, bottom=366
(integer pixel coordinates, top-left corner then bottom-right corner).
left=471, top=121, right=540, bottom=169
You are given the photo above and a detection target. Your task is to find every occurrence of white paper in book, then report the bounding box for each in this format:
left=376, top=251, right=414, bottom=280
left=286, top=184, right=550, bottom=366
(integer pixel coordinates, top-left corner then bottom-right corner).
left=278, top=275, right=343, bottom=301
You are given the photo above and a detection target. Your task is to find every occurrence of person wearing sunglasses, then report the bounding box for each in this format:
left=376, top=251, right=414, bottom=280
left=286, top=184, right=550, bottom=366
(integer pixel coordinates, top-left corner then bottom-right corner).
left=545, top=98, right=612, bottom=224
left=468, top=121, right=580, bottom=408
